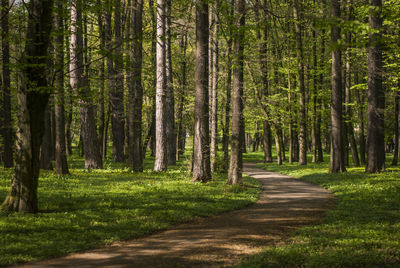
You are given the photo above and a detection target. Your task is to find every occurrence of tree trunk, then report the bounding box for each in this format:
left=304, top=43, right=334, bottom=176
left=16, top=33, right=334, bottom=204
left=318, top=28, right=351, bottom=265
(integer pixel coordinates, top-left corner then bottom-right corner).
left=366, top=0, right=385, bottom=173
left=293, top=0, right=307, bottom=165
left=1, top=0, right=13, bottom=168
left=192, top=0, right=211, bottom=182
left=1, top=0, right=54, bottom=213
left=210, top=1, right=219, bottom=172
left=154, top=0, right=168, bottom=171
left=129, top=0, right=144, bottom=171
left=54, top=0, right=69, bottom=174
left=165, top=0, right=176, bottom=166
left=222, top=0, right=234, bottom=173
left=330, top=0, right=346, bottom=173
left=97, top=0, right=106, bottom=158
left=392, top=88, right=399, bottom=166
left=176, top=32, right=188, bottom=159
left=70, top=0, right=102, bottom=169
left=109, top=0, right=125, bottom=163
left=228, top=0, right=245, bottom=185
left=40, top=105, right=54, bottom=170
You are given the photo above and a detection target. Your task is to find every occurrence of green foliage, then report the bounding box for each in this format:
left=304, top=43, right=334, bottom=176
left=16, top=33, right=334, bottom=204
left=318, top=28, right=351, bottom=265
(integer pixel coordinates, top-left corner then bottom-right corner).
left=0, top=155, right=261, bottom=266
left=238, top=152, right=400, bottom=267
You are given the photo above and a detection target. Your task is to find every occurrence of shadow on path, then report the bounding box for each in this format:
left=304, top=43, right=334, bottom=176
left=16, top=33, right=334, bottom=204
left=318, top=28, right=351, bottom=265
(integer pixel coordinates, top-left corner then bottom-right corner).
left=16, top=163, right=335, bottom=268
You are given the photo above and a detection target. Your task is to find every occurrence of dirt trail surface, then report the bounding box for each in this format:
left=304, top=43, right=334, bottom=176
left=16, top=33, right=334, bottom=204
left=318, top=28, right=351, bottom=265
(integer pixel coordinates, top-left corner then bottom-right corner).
left=16, top=163, right=335, bottom=268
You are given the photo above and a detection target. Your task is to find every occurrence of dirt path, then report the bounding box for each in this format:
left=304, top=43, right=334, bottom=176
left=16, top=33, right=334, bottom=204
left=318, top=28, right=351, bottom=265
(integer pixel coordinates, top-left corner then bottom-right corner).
left=17, top=163, right=335, bottom=268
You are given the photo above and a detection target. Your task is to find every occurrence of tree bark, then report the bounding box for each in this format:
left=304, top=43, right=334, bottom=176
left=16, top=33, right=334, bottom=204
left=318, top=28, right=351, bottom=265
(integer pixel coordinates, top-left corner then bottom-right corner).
left=228, top=0, right=245, bottom=185
left=70, top=0, right=102, bottom=169
left=54, top=0, right=69, bottom=174
left=109, top=0, right=125, bottom=163
left=392, top=87, right=399, bottom=166
left=129, top=0, right=144, bottom=171
left=40, top=105, right=54, bottom=170
left=210, top=1, right=219, bottom=172
left=165, top=0, right=176, bottom=166
left=366, top=0, right=385, bottom=173
left=1, top=0, right=13, bottom=168
left=222, top=0, right=234, bottom=173
left=192, top=0, right=211, bottom=182
left=1, top=0, right=54, bottom=213
left=330, top=0, right=346, bottom=173
left=293, top=0, right=307, bottom=165
left=154, top=0, right=168, bottom=171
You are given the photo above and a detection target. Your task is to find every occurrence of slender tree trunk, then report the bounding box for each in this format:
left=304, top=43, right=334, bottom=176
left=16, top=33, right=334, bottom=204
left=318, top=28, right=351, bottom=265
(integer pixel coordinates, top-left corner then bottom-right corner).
left=165, top=0, right=176, bottom=165
left=228, top=0, right=245, bottom=185
left=176, top=32, right=188, bottom=159
left=193, top=0, right=211, bottom=182
left=154, top=0, right=168, bottom=171
left=210, top=1, right=219, bottom=172
left=1, top=0, right=13, bottom=168
left=330, top=0, right=346, bottom=173
left=109, top=0, right=125, bottom=163
left=1, top=0, right=54, bottom=213
left=366, top=0, right=385, bottom=173
left=129, top=0, right=144, bottom=171
left=293, top=0, right=307, bottom=165
left=392, top=88, right=399, bottom=166
left=97, top=0, right=106, bottom=158
left=316, top=30, right=325, bottom=162
left=311, top=6, right=318, bottom=163
left=70, top=0, right=102, bottom=169
left=54, top=0, right=69, bottom=174
left=223, top=0, right=234, bottom=173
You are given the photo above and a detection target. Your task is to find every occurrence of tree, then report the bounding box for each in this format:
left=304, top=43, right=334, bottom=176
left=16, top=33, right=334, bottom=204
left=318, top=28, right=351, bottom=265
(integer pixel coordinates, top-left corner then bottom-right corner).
left=128, top=0, right=144, bottom=171
left=366, top=0, right=385, bottom=173
left=228, top=0, right=245, bottom=185
left=1, top=0, right=13, bottom=168
left=1, top=0, right=54, bottom=213
left=330, top=0, right=346, bottom=173
left=54, top=0, right=69, bottom=174
left=293, top=0, right=307, bottom=166
left=165, top=0, right=176, bottom=165
left=154, top=0, right=168, bottom=171
left=70, top=0, right=103, bottom=169
left=192, top=0, right=211, bottom=182
left=108, top=0, right=125, bottom=163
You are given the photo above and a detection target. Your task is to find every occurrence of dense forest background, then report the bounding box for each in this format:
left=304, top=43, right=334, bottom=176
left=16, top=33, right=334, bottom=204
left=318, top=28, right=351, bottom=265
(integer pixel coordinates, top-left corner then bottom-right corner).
left=0, top=0, right=399, bottom=213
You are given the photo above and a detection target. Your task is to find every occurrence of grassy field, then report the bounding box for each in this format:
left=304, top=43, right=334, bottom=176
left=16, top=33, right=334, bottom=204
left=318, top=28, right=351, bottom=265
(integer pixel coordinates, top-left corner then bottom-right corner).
left=239, top=152, right=400, bottom=267
left=0, top=154, right=261, bottom=266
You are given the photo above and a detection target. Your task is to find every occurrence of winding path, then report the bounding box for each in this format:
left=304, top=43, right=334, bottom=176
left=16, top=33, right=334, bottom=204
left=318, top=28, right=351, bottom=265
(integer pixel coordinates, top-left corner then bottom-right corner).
left=18, top=163, right=335, bottom=268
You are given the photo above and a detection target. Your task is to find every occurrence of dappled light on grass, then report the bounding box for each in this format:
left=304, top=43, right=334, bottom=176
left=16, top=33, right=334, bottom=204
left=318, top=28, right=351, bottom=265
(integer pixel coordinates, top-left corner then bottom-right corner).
left=0, top=155, right=261, bottom=266
left=239, top=152, right=400, bottom=267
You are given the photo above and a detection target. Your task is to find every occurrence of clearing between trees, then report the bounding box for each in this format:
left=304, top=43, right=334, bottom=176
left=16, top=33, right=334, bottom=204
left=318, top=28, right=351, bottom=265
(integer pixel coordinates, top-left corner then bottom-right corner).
left=14, top=163, right=334, bottom=267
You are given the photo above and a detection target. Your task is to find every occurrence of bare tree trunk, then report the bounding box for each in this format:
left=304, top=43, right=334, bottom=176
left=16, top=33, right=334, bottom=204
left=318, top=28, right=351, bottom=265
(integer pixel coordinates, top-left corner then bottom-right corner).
left=210, top=1, right=219, bottom=172
left=366, top=0, right=385, bottom=173
left=193, top=0, right=211, bottom=182
left=165, top=0, right=176, bottom=165
left=330, top=0, right=346, bottom=173
left=154, top=0, right=168, bottom=171
left=70, top=0, right=102, bottom=169
left=228, top=0, right=245, bottom=185
left=129, top=0, right=144, bottom=171
left=54, top=0, right=69, bottom=174
left=109, top=0, right=125, bottom=163
left=293, top=0, right=307, bottom=165
left=1, top=0, right=53, bottom=213
left=1, top=0, right=13, bottom=168
left=392, top=86, right=399, bottom=166
left=97, top=0, right=106, bottom=158
left=176, top=32, right=188, bottom=159
left=222, top=0, right=234, bottom=173
left=40, top=106, right=53, bottom=170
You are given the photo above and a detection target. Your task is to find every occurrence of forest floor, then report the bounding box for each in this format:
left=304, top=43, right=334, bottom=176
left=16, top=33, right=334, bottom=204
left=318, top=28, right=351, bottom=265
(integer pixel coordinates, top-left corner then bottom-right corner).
left=14, top=163, right=335, bottom=268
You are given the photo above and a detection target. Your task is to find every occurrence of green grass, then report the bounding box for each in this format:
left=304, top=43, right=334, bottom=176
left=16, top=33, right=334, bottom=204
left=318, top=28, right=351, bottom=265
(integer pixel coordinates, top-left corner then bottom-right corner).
left=239, top=152, right=400, bottom=268
left=0, top=153, right=261, bottom=266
